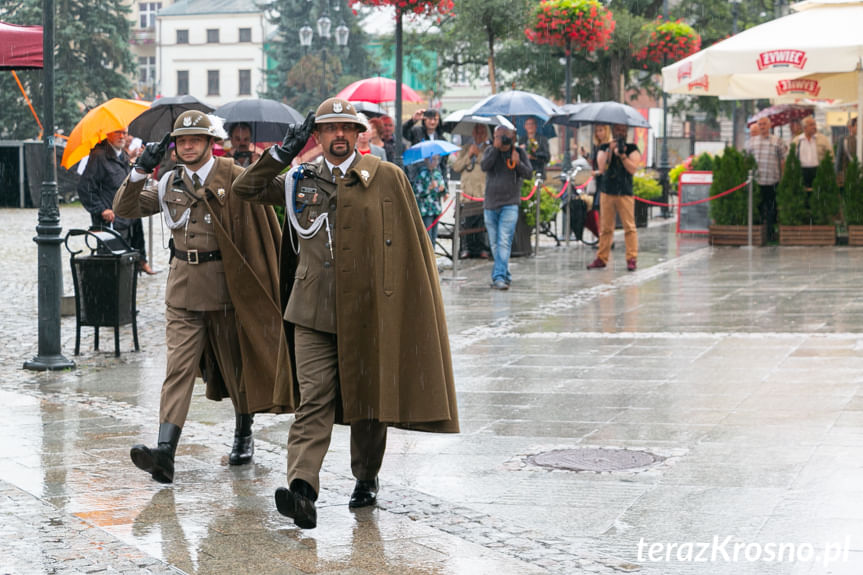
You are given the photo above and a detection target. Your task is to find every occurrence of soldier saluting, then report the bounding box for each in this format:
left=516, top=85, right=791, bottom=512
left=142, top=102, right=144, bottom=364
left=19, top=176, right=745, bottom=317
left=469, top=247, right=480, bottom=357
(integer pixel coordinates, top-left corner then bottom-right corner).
left=113, top=111, right=293, bottom=484
left=233, top=98, right=458, bottom=529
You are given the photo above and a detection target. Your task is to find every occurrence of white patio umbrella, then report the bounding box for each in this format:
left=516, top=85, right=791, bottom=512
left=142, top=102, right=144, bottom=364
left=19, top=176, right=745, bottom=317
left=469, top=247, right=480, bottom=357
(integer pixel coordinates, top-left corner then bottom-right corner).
left=662, top=0, right=863, bottom=161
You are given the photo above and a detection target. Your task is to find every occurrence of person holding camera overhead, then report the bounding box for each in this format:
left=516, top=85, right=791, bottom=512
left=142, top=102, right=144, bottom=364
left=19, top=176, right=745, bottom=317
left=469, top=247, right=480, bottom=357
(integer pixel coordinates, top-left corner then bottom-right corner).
left=481, top=125, right=532, bottom=290
left=587, top=123, right=641, bottom=272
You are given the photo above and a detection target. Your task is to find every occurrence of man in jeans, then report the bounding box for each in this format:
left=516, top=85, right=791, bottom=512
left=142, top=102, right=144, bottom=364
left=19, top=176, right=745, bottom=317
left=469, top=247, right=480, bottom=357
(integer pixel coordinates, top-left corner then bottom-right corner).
left=481, top=125, right=532, bottom=290
left=587, top=123, right=641, bottom=272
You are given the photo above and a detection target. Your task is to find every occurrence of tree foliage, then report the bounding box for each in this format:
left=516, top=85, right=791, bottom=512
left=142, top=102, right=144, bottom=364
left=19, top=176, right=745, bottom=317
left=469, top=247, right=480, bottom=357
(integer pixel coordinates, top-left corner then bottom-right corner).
left=842, top=157, right=863, bottom=225
left=0, top=0, right=135, bottom=139
left=261, top=0, right=375, bottom=112
left=777, top=144, right=806, bottom=225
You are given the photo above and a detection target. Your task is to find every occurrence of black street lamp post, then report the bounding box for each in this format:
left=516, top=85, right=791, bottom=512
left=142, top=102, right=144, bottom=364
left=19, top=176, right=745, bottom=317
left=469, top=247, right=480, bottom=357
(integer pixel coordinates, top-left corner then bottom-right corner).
left=394, top=8, right=404, bottom=162
left=562, top=38, right=572, bottom=171
left=25, top=0, right=75, bottom=371
left=659, top=0, right=671, bottom=219
left=298, top=2, right=349, bottom=101
left=730, top=0, right=742, bottom=149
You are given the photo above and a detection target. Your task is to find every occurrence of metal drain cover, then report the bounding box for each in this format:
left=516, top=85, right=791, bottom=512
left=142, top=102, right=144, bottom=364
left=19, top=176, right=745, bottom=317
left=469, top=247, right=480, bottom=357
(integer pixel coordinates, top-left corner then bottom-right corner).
left=528, top=447, right=663, bottom=472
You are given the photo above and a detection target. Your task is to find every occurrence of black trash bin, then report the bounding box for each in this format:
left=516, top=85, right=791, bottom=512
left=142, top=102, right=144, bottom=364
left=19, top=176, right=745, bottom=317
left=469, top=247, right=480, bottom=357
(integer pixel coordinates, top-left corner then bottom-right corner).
left=64, top=228, right=140, bottom=356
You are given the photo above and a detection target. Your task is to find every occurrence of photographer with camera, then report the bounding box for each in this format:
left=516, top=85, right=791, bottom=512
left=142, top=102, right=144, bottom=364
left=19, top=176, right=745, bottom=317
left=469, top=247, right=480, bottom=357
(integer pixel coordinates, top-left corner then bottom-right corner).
left=481, top=125, right=532, bottom=290
left=587, top=123, right=641, bottom=272
left=225, top=122, right=261, bottom=168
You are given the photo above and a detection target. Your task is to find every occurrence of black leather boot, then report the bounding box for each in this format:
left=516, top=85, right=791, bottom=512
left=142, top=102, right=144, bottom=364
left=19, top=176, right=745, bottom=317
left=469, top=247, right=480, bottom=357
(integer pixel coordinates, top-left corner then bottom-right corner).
left=275, top=478, right=318, bottom=529
left=349, top=477, right=379, bottom=509
left=228, top=414, right=254, bottom=466
left=130, top=422, right=181, bottom=484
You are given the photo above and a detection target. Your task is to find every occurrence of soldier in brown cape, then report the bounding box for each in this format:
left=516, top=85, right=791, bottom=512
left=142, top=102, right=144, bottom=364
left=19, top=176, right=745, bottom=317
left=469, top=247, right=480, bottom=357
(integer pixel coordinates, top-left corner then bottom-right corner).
left=113, top=111, right=293, bottom=484
left=233, top=98, right=458, bottom=529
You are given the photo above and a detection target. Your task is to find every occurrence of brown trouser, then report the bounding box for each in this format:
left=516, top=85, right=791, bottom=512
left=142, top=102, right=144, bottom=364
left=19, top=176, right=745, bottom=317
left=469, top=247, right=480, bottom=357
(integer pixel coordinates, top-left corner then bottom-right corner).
left=597, top=193, right=638, bottom=263
left=289, top=325, right=388, bottom=495
left=161, top=304, right=247, bottom=427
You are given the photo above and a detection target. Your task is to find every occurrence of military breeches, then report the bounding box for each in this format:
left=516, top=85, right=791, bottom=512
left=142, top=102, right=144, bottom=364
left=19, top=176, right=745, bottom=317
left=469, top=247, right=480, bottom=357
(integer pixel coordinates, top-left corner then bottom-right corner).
left=288, top=325, right=387, bottom=494
left=160, top=304, right=248, bottom=427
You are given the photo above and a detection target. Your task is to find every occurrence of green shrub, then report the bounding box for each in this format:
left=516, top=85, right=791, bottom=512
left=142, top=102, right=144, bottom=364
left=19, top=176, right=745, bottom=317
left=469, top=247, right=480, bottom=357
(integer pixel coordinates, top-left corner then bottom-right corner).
left=520, top=177, right=560, bottom=228
left=843, top=156, right=863, bottom=225
left=777, top=144, right=806, bottom=225
left=810, top=151, right=840, bottom=225
left=708, top=146, right=760, bottom=225
left=633, top=173, right=662, bottom=200
left=692, top=153, right=714, bottom=171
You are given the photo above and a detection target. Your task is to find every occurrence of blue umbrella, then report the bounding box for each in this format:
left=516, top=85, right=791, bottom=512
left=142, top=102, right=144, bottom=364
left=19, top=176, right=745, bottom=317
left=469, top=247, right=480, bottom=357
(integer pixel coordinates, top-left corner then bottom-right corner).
left=402, top=140, right=462, bottom=165
left=467, top=90, right=561, bottom=121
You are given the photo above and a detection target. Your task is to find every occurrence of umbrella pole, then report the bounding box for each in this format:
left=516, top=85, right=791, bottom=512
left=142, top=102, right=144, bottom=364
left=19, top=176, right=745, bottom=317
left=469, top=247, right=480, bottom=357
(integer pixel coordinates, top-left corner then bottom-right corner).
left=534, top=176, right=542, bottom=256
left=857, top=63, right=863, bottom=165
left=25, top=0, right=74, bottom=371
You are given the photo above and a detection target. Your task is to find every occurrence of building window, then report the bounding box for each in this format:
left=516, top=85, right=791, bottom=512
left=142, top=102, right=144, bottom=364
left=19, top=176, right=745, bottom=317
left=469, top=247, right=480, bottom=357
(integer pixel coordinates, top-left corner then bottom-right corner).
left=238, top=70, right=251, bottom=95
left=139, top=2, right=161, bottom=28
left=239, top=28, right=252, bottom=42
left=207, top=70, right=220, bottom=96
left=176, top=29, right=188, bottom=44
left=138, top=56, right=156, bottom=85
left=207, top=29, right=219, bottom=43
left=177, top=70, right=189, bottom=95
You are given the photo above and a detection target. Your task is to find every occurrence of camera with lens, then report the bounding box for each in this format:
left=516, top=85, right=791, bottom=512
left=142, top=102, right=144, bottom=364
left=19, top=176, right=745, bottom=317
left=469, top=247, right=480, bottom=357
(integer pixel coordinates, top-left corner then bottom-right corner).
left=500, top=135, right=513, bottom=146
left=234, top=150, right=253, bottom=161
left=616, top=138, right=626, bottom=155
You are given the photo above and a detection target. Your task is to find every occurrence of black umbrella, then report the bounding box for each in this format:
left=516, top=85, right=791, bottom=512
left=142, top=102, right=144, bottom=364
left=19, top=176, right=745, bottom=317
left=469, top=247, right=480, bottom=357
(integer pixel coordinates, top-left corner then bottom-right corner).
left=551, top=101, right=650, bottom=129
left=350, top=101, right=386, bottom=118
left=128, top=95, right=214, bottom=143
left=213, top=98, right=305, bottom=143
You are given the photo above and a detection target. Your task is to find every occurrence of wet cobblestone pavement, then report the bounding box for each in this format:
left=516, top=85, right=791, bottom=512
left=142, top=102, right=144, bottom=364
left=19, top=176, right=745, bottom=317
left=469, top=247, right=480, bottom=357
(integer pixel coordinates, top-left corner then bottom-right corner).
left=1, top=206, right=862, bottom=574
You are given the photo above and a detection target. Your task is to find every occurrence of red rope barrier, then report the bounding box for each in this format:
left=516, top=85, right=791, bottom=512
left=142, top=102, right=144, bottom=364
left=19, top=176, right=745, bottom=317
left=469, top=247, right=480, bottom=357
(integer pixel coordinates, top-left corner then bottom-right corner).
left=426, top=196, right=456, bottom=231
left=633, top=179, right=748, bottom=208
left=520, top=180, right=540, bottom=201
left=461, top=192, right=483, bottom=202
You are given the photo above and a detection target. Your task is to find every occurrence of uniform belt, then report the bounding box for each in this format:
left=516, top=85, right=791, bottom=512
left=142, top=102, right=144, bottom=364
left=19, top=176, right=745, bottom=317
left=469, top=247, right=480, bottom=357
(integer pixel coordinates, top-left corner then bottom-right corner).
left=172, top=248, right=222, bottom=264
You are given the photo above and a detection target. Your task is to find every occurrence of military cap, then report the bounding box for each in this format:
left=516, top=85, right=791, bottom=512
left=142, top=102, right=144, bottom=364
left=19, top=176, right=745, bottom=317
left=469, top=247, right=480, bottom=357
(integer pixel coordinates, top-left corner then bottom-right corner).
left=314, top=98, right=367, bottom=132
left=171, top=110, right=227, bottom=140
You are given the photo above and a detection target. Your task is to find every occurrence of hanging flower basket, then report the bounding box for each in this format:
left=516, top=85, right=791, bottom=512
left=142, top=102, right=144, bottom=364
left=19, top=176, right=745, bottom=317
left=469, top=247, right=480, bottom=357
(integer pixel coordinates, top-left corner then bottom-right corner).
left=635, top=18, right=701, bottom=65
left=524, top=0, right=616, bottom=53
left=351, top=0, right=453, bottom=17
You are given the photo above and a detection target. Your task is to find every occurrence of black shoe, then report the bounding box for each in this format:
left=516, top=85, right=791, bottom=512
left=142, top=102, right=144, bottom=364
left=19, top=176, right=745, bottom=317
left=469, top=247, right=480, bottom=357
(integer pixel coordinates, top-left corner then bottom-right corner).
left=348, top=478, right=379, bottom=509
left=228, top=414, right=254, bottom=466
left=130, top=422, right=181, bottom=484
left=275, top=479, right=317, bottom=529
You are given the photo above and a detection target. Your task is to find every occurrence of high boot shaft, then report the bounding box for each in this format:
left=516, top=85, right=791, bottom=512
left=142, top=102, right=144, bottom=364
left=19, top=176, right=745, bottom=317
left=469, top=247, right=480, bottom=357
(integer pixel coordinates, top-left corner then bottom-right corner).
left=130, top=422, right=182, bottom=484
left=228, top=414, right=254, bottom=466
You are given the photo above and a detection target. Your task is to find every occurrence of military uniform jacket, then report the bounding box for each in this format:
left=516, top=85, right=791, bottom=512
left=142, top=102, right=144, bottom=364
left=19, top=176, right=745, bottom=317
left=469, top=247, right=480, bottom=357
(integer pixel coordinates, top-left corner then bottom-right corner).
left=234, top=150, right=459, bottom=433
left=113, top=156, right=294, bottom=414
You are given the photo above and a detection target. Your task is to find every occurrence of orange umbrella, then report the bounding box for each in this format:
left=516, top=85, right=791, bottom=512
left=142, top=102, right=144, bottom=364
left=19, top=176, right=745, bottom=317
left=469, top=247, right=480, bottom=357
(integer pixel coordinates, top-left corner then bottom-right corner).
left=61, top=98, right=150, bottom=169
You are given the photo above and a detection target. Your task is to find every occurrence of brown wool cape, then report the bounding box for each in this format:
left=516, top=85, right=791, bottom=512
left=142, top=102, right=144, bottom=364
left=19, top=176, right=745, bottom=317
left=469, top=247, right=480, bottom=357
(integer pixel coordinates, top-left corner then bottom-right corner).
left=182, top=158, right=294, bottom=413
left=237, top=152, right=458, bottom=433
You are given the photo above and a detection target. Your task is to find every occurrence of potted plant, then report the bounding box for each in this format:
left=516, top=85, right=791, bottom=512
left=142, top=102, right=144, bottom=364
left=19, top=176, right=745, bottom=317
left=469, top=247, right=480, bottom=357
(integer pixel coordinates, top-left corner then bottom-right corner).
left=842, top=156, right=863, bottom=245
left=777, top=145, right=837, bottom=245
left=524, top=0, right=616, bottom=53
left=632, top=172, right=661, bottom=227
left=351, top=0, right=454, bottom=16
left=635, top=18, right=702, bottom=67
left=707, top=147, right=764, bottom=246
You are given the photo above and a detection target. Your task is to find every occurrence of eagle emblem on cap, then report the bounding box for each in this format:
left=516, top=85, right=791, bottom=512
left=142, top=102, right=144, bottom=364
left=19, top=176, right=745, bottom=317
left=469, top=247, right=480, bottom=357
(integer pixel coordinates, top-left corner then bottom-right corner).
left=183, top=116, right=192, bottom=127
left=333, top=101, right=343, bottom=113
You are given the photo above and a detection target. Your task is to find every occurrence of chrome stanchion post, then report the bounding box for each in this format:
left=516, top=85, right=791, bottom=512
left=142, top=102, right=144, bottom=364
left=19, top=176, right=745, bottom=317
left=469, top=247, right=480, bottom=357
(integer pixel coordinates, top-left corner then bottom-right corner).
left=564, top=171, right=571, bottom=248
left=533, top=176, right=542, bottom=256
left=452, top=187, right=461, bottom=277
left=747, top=169, right=753, bottom=247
